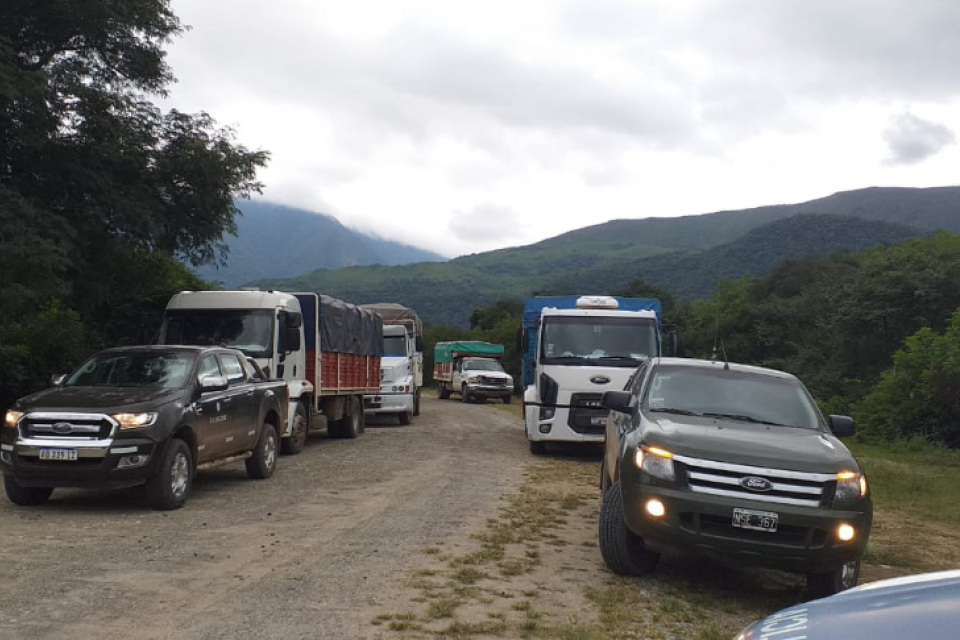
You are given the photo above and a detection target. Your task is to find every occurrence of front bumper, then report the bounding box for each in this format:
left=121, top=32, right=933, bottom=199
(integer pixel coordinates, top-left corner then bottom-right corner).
left=525, top=407, right=606, bottom=444
left=622, top=482, right=872, bottom=574
left=465, top=384, right=512, bottom=399
left=363, top=393, right=414, bottom=414
left=1, top=432, right=163, bottom=490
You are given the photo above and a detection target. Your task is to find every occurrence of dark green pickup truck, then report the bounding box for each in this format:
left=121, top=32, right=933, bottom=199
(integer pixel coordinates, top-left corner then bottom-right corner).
left=598, top=357, right=872, bottom=599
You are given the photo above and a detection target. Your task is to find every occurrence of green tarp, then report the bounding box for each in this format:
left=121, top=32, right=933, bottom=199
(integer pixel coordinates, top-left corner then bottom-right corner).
left=434, top=341, right=504, bottom=364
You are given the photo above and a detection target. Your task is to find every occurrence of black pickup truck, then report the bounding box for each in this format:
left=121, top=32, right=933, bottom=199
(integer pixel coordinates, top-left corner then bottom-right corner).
left=1, top=345, right=287, bottom=509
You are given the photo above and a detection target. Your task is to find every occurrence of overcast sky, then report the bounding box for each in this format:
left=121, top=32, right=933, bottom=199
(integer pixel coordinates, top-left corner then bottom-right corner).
left=164, top=0, right=960, bottom=258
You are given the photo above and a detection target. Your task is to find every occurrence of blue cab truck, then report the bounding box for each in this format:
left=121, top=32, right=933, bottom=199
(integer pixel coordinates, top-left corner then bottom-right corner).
left=517, top=296, right=663, bottom=454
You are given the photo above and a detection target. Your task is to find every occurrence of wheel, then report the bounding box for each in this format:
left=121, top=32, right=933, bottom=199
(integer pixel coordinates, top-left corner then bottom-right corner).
left=413, top=389, right=421, bottom=416
left=598, top=483, right=660, bottom=576
left=600, top=460, right=612, bottom=493
left=461, top=386, right=470, bottom=403
left=358, top=409, right=366, bottom=434
left=502, top=395, right=512, bottom=405
left=438, top=383, right=450, bottom=400
left=529, top=440, right=546, bottom=455
left=398, top=411, right=411, bottom=425
left=145, top=439, right=193, bottom=510
left=4, top=475, right=53, bottom=506
left=807, top=559, right=860, bottom=599
left=336, top=396, right=361, bottom=439
left=246, top=423, right=278, bottom=480
left=280, top=401, right=308, bottom=455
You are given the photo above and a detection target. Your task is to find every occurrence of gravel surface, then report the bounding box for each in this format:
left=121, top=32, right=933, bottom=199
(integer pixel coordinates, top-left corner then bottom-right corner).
left=0, top=396, right=528, bottom=640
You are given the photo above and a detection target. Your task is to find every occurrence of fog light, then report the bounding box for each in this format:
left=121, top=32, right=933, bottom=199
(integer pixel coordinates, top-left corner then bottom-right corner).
left=538, top=424, right=552, bottom=434
left=837, top=524, right=856, bottom=542
left=117, top=454, right=150, bottom=469
left=0, top=451, right=11, bottom=464
left=645, top=499, right=666, bottom=518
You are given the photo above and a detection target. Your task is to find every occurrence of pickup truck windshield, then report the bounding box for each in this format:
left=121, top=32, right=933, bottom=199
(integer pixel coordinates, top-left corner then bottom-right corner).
left=161, top=310, right=274, bottom=358
left=383, top=335, right=407, bottom=357
left=66, top=352, right=196, bottom=389
left=464, top=359, right=504, bottom=372
left=643, top=365, right=822, bottom=430
left=541, top=316, right=657, bottom=367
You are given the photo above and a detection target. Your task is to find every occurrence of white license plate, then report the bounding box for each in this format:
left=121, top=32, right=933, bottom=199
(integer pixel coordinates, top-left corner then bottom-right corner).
left=590, top=416, right=608, bottom=426
left=40, top=448, right=78, bottom=461
left=732, top=508, right=778, bottom=532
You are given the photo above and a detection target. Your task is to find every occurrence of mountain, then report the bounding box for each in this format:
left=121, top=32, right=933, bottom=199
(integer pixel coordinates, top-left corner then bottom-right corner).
left=255, top=186, right=959, bottom=326
left=551, top=214, right=925, bottom=300
left=198, top=201, right=445, bottom=287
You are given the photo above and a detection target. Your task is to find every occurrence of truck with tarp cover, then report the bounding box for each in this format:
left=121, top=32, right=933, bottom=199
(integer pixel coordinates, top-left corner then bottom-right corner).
left=360, top=304, right=424, bottom=424
left=434, top=341, right=513, bottom=403
left=159, top=290, right=383, bottom=454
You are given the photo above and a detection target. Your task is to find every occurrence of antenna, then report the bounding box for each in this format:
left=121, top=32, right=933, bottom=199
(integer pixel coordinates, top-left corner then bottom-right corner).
left=720, top=338, right=730, bottom=370
left=711, top=304, right=720, bottom=361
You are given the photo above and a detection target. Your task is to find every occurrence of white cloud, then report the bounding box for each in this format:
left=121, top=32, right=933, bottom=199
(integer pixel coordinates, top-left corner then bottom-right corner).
left=883, top=113, right=956, bottom=166
left=163, top=0, right=960, bottom=258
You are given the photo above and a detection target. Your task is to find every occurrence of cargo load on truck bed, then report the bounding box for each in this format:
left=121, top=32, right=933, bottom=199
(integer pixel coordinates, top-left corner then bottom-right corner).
left=295, top=293, right=384, bottom=394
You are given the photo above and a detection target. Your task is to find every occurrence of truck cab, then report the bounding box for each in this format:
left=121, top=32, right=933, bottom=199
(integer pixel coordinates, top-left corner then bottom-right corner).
left=363, top=323, right=423, bottom=424
left=519, top=296, right=661, bottom=454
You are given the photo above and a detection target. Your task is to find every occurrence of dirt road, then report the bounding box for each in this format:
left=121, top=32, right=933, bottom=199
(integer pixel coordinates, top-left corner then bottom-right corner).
left=0, top=396, right=529, bottom=640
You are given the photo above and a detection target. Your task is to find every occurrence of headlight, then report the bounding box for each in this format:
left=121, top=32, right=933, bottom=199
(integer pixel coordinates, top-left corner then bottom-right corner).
left=113, top=413, right=158, bottom=429
left=833, top=470, right=868, bottom=504
left=4, top=411, right=23, bottom=428
left=467, top=376, right=479, bottom=384
left=633, top=445, right=676, bottom=482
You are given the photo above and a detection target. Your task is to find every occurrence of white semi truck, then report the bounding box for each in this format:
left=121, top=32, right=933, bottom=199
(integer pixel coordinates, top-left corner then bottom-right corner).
left=158, top=290, right=383, bottom=454
left=360, top=303, right=424, bottom=424
left=518, top=296, right=662, bottom=454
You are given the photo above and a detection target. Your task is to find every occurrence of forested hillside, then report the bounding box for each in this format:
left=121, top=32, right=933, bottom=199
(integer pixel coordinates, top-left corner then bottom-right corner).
left=198, top=201, right=445, bottom=287
left=261, top=213, right=926, bottom=327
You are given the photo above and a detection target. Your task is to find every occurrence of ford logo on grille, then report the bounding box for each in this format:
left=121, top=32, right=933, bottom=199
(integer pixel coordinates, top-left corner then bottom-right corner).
left=51, top=422, right=74, bottom=435
left=590, top=376, right=611, bottom=385
left=740, top=476, right=773, bottom=492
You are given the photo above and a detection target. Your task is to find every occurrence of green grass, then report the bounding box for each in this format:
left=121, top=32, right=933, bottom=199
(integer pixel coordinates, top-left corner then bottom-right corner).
left=850, top=441, right=960, bottom=526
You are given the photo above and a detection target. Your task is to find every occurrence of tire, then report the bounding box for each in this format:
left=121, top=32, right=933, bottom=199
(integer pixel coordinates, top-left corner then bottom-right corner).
left=600, top=460, right=612, bottom=493
left=438, top=383, right=450, bottom=400
left=398, top=411, right=411, bottom=425
left=413, top=389, right=421, bottom=416
left=598, top=483, right=660, bottom=576
left=807, top=559, right=860, bottom=600
left=4, top=475, right=53, bottom=506
left=280, top=401, right=308, bottom=455
left=502, top=395, right=512, bottom=405
left=461, top=386, right=470, bottom=403
left=337, top=396, right=361, bottom=439
left=145, top=438, right=193, bottom=511
left=246, top=423, right=278, bottom=480
left=529, top=440, right=546, bottom=455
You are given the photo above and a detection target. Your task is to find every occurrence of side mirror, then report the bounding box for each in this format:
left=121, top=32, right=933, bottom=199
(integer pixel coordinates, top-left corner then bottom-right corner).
left=828, top=415, right=856, bottom=439
left=602, top=390, right=634, bottom=414
left=199, top=375, right=229, bottom=393
left=285, top=312, right=302, bottom=328
left=50, top=374, right=67, bottom=387
left=415, top=335, right=424, bottom=353
left=284, top=327, right=301, bottom=352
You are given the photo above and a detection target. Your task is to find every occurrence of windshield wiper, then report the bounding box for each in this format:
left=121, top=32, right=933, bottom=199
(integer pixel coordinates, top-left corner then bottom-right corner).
left=702, top=412, right=792, bottom=427
left=595, top=356, right=641, bottom=362
left=649, top=407, right=701, bottom=416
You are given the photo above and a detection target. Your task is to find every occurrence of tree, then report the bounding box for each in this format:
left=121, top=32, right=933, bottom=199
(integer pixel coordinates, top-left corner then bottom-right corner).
left=0, top=1, right=268, bottom=407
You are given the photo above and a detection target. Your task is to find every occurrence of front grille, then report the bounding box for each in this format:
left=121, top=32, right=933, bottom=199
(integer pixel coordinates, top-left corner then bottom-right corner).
left=479, top=376, right=508, bottom=386
left=20, top=413, right=114, bottom=441
left=568, top=393, right=607, bottom=435
left=674, top=455, right=831, bottom=508
left=680, top=513, right=826, bottom=549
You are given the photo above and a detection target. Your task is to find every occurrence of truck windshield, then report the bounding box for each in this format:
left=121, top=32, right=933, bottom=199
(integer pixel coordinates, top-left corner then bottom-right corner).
left=66, top=352, right=196, bottom=389
left=464, top=360, right=504, bottom=372
left=642, top=365, right=822, bottom=430
left=160, top=310, right=274, bottom=358
left=383, top=335, right=407, bottom=357
left=540, top=317, right=657, bottom=367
